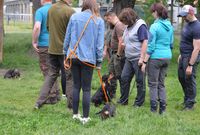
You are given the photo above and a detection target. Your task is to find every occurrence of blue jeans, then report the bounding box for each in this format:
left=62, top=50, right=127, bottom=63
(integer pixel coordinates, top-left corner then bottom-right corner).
left=71, top=59, right=94, bottom=118
left=178, top=55, right=200, bottom=108
left=120, top=59, right=146, bottom=105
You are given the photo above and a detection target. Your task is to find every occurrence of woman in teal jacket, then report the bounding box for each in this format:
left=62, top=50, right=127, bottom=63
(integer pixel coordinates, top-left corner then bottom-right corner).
left=141, top=3, right=174, bottom=114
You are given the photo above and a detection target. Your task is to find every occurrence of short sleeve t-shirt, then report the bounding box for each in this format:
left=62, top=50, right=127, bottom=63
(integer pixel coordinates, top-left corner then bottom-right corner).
left=35, top=4, right=51, bottom=46
left=138, top=24, right=148, bottom=42
left=180, top=20, right=200, bottom=57
left=111, top=21, right=126, bottom=51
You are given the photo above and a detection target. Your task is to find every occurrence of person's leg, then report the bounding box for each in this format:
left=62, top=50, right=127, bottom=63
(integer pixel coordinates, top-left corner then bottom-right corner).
left=148, top=59, right=160, bottom=112
left=158, top=60, right=169, bottom=114
left=184, top=56, right=200, bottom=109
left=108, top=54, right=117, bottom=96
left=71, top=59, right=81, bottom=115
left=81, top=63, right=93, bottom=118
left=60, top=64, right=66, bottom=95
left=178, top=57, right=188, bottom=104
left=133, top=60, right=146, bottom=107
left=36, top=54, right=60, bottom=107
left=119, top=59, right=134, bottom=104
left=38, top=48, right=60, bottom=104
left=38, top=47, right=49, bottom=77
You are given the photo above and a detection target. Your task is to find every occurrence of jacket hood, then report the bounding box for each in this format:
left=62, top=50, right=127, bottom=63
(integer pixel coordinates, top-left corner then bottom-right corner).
left=155, top=19, right=172, bottom=31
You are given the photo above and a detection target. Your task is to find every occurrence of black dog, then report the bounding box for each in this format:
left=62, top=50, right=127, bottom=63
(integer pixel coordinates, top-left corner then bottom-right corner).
left=91, top=74, right=116, bottom=107
left=4, top=69, right=21, bottom=79
left=96, top=103, right=116, bottom=120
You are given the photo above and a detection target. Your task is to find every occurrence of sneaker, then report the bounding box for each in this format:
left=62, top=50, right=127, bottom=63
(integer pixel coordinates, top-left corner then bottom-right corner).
left=62, top=94, right=66, bottom=97
left=72, top=114, right=82, bottom=121
left=81, top=117, right=91, bottom=125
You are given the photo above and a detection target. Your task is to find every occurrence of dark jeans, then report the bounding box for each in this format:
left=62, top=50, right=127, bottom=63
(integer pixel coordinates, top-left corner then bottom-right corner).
left=71, top=59, right=93, bottom=118
left=147, top=59, right=170, bottom=104
left=36, top=54, right=72, bottom=107
left=178, top=55, right=200, bottom=108
left=120, top=59, right=145, bottom=105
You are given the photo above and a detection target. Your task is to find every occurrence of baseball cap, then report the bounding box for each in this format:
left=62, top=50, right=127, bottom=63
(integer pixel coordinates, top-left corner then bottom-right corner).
left=177, top=5, right=195, bottom=17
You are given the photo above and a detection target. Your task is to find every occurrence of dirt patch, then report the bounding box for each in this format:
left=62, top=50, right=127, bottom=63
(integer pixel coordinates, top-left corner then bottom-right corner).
left=0, top=69, right=9, bottom=77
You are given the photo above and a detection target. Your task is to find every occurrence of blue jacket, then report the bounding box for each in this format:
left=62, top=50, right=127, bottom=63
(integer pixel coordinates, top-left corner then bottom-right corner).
left=63, top=10, right=105, bottom=65
left=147, top=19, right=174, bottom=59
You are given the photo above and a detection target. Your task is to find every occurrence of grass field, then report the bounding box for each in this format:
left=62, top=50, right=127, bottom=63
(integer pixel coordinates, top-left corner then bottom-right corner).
left=0, top=31, right=200, bottom=135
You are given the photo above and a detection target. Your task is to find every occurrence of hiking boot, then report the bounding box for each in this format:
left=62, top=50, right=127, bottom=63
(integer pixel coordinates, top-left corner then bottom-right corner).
left=81, top=117, right=91, bottom=125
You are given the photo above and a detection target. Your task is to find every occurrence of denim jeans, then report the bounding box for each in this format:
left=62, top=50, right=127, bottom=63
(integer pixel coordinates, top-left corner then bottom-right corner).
left=178, top=55, right=200, bottom=107
left=120, top=59, right=146, bottom=105
left=147, top=59, right=170, bottom=104
left=71, top=59, right=93, bottom=118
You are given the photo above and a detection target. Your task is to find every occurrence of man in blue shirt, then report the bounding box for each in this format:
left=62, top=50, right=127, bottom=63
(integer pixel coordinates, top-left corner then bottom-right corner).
left=178, top=5, right=200, bottom=110
left=32, top=0, right=60, bottom=106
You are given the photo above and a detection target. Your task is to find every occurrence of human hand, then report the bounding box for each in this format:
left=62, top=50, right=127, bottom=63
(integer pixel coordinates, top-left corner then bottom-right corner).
left=141, top=64, right=146, bottom=73
left=64, top=59, right=70, bottom=70
left=32, top=42, right=39, bottom=52
left=186, top=66, right=193, bottom=76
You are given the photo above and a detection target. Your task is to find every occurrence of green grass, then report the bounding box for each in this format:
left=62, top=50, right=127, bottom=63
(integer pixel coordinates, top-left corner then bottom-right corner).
left=0, top=31, right=200, bottom=135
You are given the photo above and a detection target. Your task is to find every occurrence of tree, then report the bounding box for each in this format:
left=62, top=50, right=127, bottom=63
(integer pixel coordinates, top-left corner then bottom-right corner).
left=0, top=0, right=3, bottom=62
left=112, top=0, right=136, bottom=16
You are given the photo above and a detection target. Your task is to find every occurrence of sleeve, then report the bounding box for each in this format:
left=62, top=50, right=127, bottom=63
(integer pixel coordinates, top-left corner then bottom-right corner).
left=193, top=24, right=200, bottom=39
left=147, top=24, right=157, bottom=55
left=35, top=10, right=42, bottom=23
left=96, top=19, right=105, bottom=64
left=137, top=24, right=148, bottom=42
left=63, top=18, right=72, bottom=55
left=116, top=24, right=124, bottom=39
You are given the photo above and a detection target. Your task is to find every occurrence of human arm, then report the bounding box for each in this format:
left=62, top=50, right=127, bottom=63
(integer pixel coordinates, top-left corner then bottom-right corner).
left=96, top=19, right=105, bottom=69
left=32, top=22, right=41, bottom=52
left=141, top=53, right=150, bottom=73
left=138, top=24, right=148, bottom=66
left=186, top=39, right=200, bottom=75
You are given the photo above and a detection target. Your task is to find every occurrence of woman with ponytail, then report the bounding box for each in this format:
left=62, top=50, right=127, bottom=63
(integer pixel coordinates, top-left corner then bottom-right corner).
left=141, top=3, right=174, bottom=114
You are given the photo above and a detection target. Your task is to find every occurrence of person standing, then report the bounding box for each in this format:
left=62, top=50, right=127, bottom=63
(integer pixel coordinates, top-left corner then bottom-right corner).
left=32, top=0, right=60, bottom=104
left=118, top=8, right=148, bottom=107
left=104, top=10, right=126, bottom=102
left=35, top=0, right=75, bottom=109
left=177, top=5, right=200, bottom=110
left=63, top=0, right=104, bottom=124
left=141, top=3, right=174, bottom=114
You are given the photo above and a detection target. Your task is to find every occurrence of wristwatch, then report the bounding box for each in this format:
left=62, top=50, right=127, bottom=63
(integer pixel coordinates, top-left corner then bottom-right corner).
left=143, top=61, right=147, bottom=64
left=188, top=63, right=193, bottom=67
